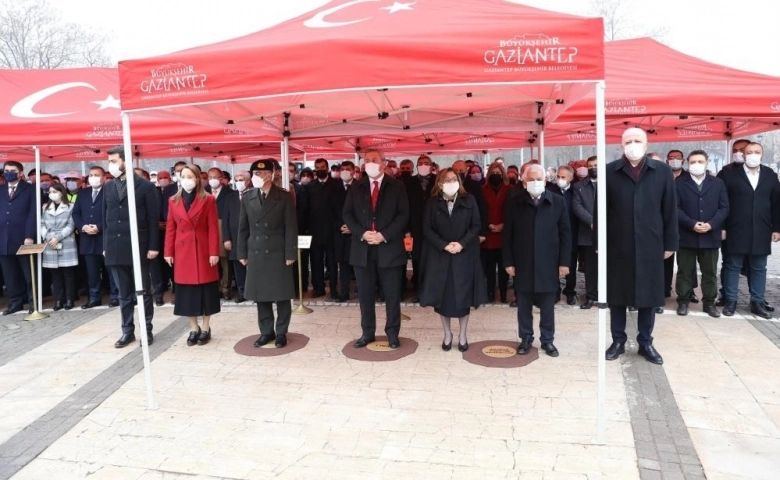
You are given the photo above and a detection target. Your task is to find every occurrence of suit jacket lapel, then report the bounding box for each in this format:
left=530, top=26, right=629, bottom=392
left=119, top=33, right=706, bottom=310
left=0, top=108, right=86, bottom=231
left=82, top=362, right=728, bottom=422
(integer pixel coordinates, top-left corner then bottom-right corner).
left=258, top=187, right=277, bottom=220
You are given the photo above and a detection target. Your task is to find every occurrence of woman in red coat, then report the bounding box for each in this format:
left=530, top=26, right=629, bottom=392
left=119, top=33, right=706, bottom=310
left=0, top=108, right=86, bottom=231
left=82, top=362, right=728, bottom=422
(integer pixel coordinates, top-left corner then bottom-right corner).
left=164, top=164, right=220, bottom=346
left=481, top=161, right=511, bottom=303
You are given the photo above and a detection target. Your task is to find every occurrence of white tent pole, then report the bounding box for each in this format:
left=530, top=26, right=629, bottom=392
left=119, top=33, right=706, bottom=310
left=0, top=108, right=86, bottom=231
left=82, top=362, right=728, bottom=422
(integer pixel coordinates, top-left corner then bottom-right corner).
left=595, top=80, right=608, bottom=445
left=282, top=137, right=290, bottom=190
left=724, top=140, right=730, bottom=171
left=579, top=145, right=584, bottom=159
left=34, top=146, right=43, bottom=312
left=539, top=130, right=546, bottom=168
left=121, top=113, right=156, bottom=410
left=520, top=148, right=525, bottom=165
left=80, top=161, right=87, bottom=177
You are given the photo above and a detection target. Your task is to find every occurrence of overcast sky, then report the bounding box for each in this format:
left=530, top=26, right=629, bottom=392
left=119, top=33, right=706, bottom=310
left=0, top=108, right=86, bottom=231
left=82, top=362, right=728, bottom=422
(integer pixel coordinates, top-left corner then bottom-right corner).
left=57, top=0, right=780, bottom=76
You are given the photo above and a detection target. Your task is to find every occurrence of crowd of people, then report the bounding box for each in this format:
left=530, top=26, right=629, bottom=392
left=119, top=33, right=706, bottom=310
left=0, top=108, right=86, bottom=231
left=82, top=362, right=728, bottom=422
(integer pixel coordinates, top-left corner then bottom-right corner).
left=1, top=128, right=777, bottom=363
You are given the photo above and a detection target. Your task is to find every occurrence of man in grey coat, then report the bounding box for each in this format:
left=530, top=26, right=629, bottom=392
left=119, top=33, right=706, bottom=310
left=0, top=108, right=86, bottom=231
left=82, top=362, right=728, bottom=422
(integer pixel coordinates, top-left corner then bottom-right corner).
left=237, top=159, right=298, bottom=348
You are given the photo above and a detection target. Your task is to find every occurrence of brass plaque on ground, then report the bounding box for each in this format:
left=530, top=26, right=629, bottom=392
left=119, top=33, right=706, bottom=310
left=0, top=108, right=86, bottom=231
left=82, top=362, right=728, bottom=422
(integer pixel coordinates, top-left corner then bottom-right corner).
left=367, top=341, right=395, bottom=352
left=482, top=345, right=517, bottom=358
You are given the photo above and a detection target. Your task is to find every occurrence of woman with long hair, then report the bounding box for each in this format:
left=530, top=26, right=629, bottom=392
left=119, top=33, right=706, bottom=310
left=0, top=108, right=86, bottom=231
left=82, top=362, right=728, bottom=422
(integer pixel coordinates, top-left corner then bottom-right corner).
left=481, top=161, right=511, bottom=303
left=41, top=182, right=78, bottom=310
left=419, top=168, right=487, bottom=352
left=164, top=164, right=221, bottom=346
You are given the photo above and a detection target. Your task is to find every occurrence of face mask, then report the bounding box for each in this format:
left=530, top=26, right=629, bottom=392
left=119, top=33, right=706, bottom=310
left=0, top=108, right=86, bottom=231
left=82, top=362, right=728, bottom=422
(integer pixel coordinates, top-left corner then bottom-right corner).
left=489, top=174, right=503, bottom=186
left=732, top=152, right=744, bottom=163
left=526, top=180, right=546, bottom=196
left=340, top=171, right=353, bottom=182
left=576, top=167, right=588, bottom=178
left=3, top=171, right=18, bottom=183
left=251, top=176, right=264, bottom=189
left=470, top=173, right=483, bottom=182
left=236, top=182, right=247, bottom=192
left=315, top=170, right=329, bottom=180
left=157, top=179, right=170, bottom=188
left=48, top=192, right=62, bottom=203
left=668, top=159, right=683, bottom=171
left=623, top=143, right=645, bottom=162
left=588, top=168, right=598, bottom=179
left=172, top=173, right=181, bottom=183
left=108, top=163, right=123, bottom=178
left=508, top=177, right=518, bottom=185
left=442, top=182, right=459, bottom=197
left=180, top=179, right=196, bottom=192
left=401, top=171, right=412, bottom=178
left=688, top=163, right=706, bottom=177
left=300, top=176, right=312, bottom=185
left=331, top=171, right=339, bottom=179
left=556, top=179, right=569, bottom=190
left=745, top=154, right=762, bottom=168
left=389, top=167, right=397, bottom=176
left=364, top=163, right=381, bottom=179
left=88, top=176, right=102, bottom=188
left=40, top=181, right=51, bottom=190
left=66, top=181, right=78, bottom=192
left=417, top=165, right=431, bottom=176
left=207, top=179, right=220, bottom=190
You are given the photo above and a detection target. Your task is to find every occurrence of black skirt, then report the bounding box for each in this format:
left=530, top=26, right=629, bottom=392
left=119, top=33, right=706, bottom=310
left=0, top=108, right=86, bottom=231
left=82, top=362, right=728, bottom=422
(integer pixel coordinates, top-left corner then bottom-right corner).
left=433, top=262, right=470, bottom=318
left=173, top=281, right=221, bottom=317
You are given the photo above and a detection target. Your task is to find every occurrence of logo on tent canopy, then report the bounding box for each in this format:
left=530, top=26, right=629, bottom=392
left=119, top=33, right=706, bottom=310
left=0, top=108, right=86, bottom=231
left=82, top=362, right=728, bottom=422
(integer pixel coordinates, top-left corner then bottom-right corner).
left=224, top=127, right=256, bottom=137
left=605, top=98, right=647, bottom=115
left=85, top=124, right=122, bottom=140
left=74, top=149, right=101, bottom=158
left=677, top=124, right=712, bottom=138
left=140, top=63, right=208, bottom=100
left=771, top=102, right=780, bottom=112
left=484, top=34, right=579, bottom=73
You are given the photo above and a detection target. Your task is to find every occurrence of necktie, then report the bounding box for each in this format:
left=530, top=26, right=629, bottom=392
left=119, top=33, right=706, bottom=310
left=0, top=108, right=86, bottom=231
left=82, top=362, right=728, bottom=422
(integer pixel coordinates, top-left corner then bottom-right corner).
left=371, top=180, right=379, bottom=231
left=92, top=189, right=98, bottom=202
left=260, top=191, right=266, bottom=204
left=9, top=186, right=15, bottom=199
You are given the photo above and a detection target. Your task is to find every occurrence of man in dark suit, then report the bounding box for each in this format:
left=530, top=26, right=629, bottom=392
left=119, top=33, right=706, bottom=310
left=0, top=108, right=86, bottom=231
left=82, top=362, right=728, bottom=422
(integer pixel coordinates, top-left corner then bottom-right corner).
left=604, top=128, right=678, bottom=365
left=719, top=141, right=780, bottom=319
left=150, top=170, right=177, bottom=305
left=663, top=149, right=698, bottom=304
left=343, top=148, right=410, bottom=349
left=73, top=166, right=116, bottom=308
left=0, top=161, right=36, bottom=315
left=399, top=155, right=435, bottom=299
left=104, top=146, right=161, bottom=348
left=503, top=164, right=571, bottom=358
left=572, top=155, right=598, bottom=309
left=548, top=165, right=579, bottom=305
left=224, top=170, right=251, bottom=303
left=675, top=150, right=729, bottom=318
left=292, top=168, right=312, bottom=296
left=304, top=158, right=338, bottom=299
left=329, top=161, right=356, bottom=302
left=207, top=167, right=236, bottom=300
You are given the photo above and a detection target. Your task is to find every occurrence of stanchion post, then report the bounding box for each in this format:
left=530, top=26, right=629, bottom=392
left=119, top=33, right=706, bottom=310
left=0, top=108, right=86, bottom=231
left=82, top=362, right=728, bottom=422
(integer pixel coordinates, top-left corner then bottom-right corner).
left=293, top=235, right=313, bottom=315
left=20, top=244, right=48, bottom=321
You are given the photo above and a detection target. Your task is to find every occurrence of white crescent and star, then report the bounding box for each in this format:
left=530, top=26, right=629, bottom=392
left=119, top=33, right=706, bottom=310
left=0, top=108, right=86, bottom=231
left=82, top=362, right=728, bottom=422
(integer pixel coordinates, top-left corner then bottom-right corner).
left=304, top=0, right=416, bottom=28
left=10, top=82, right=121, bottom=118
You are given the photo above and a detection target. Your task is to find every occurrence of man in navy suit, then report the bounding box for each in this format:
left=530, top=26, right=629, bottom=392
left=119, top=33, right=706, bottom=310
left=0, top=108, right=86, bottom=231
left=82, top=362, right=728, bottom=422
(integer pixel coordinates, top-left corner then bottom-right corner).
left=73, top=166, right=117, bottom=309
left=150, top=169, right=177, bottom=305
left=549, top=165, right=579, bottom=305
left=0, top=161, right=36, bottom=315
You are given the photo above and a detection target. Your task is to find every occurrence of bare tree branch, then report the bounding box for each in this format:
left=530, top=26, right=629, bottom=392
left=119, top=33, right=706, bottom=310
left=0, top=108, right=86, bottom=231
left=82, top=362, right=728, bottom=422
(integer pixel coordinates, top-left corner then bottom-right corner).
left=589, top=0, right=667, bottom=41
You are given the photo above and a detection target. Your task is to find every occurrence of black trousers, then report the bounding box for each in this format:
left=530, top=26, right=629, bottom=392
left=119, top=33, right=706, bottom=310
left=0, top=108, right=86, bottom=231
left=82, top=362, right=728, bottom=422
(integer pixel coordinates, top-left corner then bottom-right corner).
left=256, top=300, right=291, bottom=335
left=516, top=291, right=556, bottom=343
left=49, top=266, right=76, bottom=303
left=610, top=305, right=654, bottom=347
left=563, top=249, right=578, bottom=295
left=111, top=262, right=153, bottom=335
left=150, top=255, right=171, bottom=299
left=583, top=246, right=598, bottom=301
left=310, top=243, right=337, bottom=293
left=0, top=254, right=32, bottom=307
left=232, top=260, right=247, bottom=297
left=411, top=259, right=420, bottom=292
left=481, top=248, right=508, bottom=298
left=354, top=246, right=402, bottom=338
left=84, top=254, right=112, bottom=303
left=337, top=261, right=352, bottom=298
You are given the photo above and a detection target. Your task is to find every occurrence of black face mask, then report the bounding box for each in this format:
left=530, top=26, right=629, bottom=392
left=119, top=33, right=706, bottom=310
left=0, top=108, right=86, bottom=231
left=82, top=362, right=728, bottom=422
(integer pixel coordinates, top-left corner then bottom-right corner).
left=588, top=168, right=597, bottom=179
left=315, top=170, right=329, bottom=179
left=508, top=177, right=518, bottom=185
left=401, top=171, right=412, bottom=178
left=489, top=174, right=503, bottom=186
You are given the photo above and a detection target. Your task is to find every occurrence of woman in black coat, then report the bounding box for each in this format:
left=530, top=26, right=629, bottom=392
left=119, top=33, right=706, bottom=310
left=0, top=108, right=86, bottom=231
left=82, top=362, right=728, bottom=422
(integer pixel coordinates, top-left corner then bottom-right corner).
left=419, top=168, right=487, bottom=352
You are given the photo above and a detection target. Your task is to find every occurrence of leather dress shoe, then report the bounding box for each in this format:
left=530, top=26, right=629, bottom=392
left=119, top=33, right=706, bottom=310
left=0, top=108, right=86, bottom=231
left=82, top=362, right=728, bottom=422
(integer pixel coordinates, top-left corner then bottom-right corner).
left=654, top=306, right=664, bottom=314
left=750, top=301, right=772, bottom=319
left=187, top=328, right=201, bottom=346
left=253, top=333, right=276, bottom=347
left=337, top=294, right=350, bottom=303
left=763, top=301, right=775, bottom=312
left=235, top=296, right=246, bottom=303
left=108, top=299, right=120, bottom=307
left=541, top=342, right=559, bottom=357
left=676, top=304, right=689, bottom=316
left=517, top=338, right=533, bottom=355
left=704, top=304, right=721, bottom=318
left=53, top=301, right=63, bottom=311
left=509, top=300, right=517, bottom=308
left=3, top=305, right=23, bottom=315
left=689, top=293, right=699, bottom=303
left=114, top=333, right=136, bottom=348
left=715, top=297, right=726, bottom=307
left=354, top=335, right=376, bottom=348
left=275, top=334, right=287, bottom=348
left=458, top=342, right=469, bottom=352
left=155, top=297, right=164, bottom=306
left=605, top=342, right=625, bottom=361
left=28, top=306, right=34, bottom=314
left=722, top=301, right=737, bottom=316
left=441, top=339, right=452, bottom=351
left=638, top=344, right=664, bottom=365
left=388, top=336, right=400, bottom=349
left=64, top=301, right=74, bottom=310
left=580, top=299, right=596, bottom=310
left=198, top=329, right=212, bottom=346
left=142, top=333, right=154, bottom=346
left=566, top=294, right=576, bottom=306
left=81, top=300, right=102, bottom=309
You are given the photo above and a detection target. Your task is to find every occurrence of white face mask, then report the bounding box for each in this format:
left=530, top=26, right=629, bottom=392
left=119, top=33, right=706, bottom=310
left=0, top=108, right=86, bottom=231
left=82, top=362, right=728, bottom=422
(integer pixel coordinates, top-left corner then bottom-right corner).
left=236, top=182, right=247, bottom=192
left=668, top=160, right=683, bottom=170
left=623, top=143, right=646, bottom=162
left=364, top=163, right=382, bottom=179
left=340, top=170, right=353, bottom=182
left=331, top=171, right=340, bottom=179
left=88, top=176, right=102, bottom=188
left=208, top=178, right=221, bottom=189
left=442, top=182, right=459, bottom=197
left=157, top=179, right=170, bottom=188
left=180, top=178, right=196, bottom=192
left=417, top=165, right=431, bottom=176
left=300, top=177, right=311, bottom=185
left=688, top=163, right=706, bottom=177
left=251, top=176, right=264, bottom=189
left=732, top=152, right=744, bottom=163
left=107, top=162, right=123, bottom=178
left=48, top=192, right=62, bottom=203
left=556, top=179, right=569, bottom=190
left=745, top=153, right=762, bottom=168
left=576, top=167, right=588, bottom=178
left=526, top=180, right=546, bottom=197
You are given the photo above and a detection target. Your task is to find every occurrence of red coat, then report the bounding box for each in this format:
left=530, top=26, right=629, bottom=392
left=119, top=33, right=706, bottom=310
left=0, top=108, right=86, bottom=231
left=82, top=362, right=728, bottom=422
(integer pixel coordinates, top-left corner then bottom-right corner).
left=481, top=183, right=509, bottom=250
left=164, top=194, right=220, bottom=285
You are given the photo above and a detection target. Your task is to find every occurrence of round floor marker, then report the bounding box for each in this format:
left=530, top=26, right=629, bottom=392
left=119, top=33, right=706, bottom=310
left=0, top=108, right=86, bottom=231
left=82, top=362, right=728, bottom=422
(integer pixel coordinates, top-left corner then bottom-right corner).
left=481, top=345, right=517, bottom=358
left=367, top=341, right=395, bottom=352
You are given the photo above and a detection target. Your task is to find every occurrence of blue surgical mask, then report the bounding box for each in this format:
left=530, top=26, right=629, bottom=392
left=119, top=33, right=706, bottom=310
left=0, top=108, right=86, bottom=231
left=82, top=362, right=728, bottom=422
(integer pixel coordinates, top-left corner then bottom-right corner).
left=40, top=181, right=51, bottom=190
left=3, top=171, right=18, bottom=183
